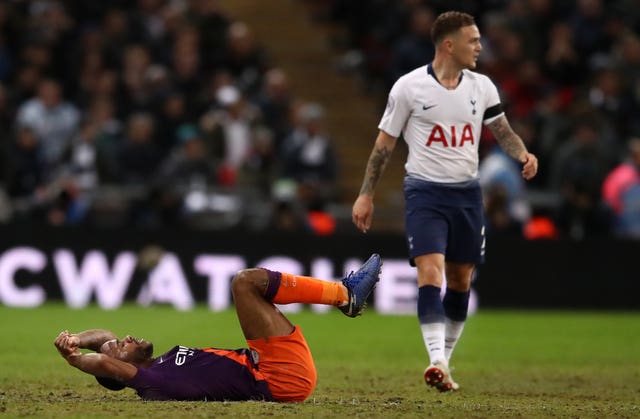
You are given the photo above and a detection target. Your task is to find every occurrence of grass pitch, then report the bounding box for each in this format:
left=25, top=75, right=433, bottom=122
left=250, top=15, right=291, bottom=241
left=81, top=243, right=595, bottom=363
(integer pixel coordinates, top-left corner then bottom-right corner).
left=1, top=304, right=638, bottom=418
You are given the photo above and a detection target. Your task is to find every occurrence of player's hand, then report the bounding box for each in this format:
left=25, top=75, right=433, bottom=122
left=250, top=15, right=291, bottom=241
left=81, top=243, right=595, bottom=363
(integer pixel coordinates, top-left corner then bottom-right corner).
left=54, top=330, right=71, bottom=356
left=520, top=152, right=538, bottom=180
left=352, top=195, right=374, bottom=233
left=54, top=330, right=81, bottom=358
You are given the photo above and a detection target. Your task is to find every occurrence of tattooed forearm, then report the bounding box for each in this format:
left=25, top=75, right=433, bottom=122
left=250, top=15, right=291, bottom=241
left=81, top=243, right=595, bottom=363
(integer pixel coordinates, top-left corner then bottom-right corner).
left=359, top=145, right=393, bottom=196
left=487, top=115, right=527, bottom=161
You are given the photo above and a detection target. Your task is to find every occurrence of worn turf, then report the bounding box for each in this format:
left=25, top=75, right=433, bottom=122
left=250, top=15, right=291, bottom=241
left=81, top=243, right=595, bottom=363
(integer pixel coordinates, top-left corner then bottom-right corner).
left=1, top=304, right=638, bottom=418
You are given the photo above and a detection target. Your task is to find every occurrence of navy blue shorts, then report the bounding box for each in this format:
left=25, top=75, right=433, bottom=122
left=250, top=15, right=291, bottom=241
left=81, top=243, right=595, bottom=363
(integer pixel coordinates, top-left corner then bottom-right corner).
left=404, top=176, right=485, bottom=265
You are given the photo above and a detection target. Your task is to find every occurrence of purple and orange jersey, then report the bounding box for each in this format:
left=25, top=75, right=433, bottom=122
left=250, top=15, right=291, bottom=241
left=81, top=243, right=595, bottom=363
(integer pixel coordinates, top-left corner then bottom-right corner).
left=125, top=345, right=273, bottom=401
left=124, top=326, right=316, bottom=402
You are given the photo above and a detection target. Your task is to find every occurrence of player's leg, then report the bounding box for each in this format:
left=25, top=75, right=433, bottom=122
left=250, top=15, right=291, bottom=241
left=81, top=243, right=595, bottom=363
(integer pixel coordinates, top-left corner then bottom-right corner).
left=417, top=256, right=473, bottom=393
left=232, top=255, right=381, bottom=403
left=442, top=203, right=484, bottom=364
left=414, top=253, right=459, bottom=392
left=414, top=253, right=447, bottom=367
left=443, top=262, right=474, bottom=363
left=231, top=268, right=295, bottom=340
left=432, top=203, right=484, bottom=392
left=404, top=178, right=452, bottom=390
left=231, top=254, right=382, bottom=340
left=435, top=262, right=474, bottom=391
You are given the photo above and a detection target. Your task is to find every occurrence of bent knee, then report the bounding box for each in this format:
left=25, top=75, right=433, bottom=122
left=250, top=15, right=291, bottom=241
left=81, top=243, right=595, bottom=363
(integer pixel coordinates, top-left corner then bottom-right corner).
left=231, top=268, right=267, bottom=295
left=445, top=264, right=475, bottom=290
left=417, top=264, right=445, bottom=286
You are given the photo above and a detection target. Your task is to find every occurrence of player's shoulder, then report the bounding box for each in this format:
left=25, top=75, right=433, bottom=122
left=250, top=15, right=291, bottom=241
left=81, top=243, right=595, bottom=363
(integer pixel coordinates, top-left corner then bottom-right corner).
left=395, top=65, right=430, bottom=85
left=462, top=69, right=495, bottom=86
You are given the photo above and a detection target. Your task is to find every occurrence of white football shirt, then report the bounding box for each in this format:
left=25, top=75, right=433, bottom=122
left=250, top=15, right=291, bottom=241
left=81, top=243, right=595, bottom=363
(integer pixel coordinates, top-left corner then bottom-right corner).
left=379, top=64, right=504, bottom=183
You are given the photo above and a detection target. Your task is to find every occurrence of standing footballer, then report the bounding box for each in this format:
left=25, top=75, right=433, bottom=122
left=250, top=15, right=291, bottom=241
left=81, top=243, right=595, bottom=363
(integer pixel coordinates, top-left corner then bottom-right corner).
left=352, top=11, right=538, bottom=392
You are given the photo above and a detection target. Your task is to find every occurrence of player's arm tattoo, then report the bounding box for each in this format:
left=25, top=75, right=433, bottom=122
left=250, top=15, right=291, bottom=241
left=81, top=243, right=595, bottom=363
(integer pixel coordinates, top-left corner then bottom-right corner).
left=487, top=115, right=528, bottom=161
left=359, top=143, right=393, bottom=196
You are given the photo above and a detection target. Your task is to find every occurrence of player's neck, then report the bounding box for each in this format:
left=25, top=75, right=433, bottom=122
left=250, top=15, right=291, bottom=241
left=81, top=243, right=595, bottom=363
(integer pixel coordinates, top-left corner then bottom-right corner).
left=136, top=357, right=155, bottom=368
left=430, top=58, right=463, bottom=90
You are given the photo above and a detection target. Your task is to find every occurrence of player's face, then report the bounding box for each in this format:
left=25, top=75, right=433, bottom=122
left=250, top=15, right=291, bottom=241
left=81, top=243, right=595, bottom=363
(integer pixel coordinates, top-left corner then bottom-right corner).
left=451, top=25, right=482, bottom=69
left=100, top=335, right=154, bottom=364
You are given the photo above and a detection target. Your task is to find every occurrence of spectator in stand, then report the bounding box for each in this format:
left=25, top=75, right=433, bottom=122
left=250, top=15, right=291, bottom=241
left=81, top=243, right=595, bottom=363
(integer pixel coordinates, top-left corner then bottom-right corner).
left=84, top=96, right=123, bottom=183
left=117, top=112, right=163, bottom=226
left=252, top=68, right=294, bottom=148
left=531, top=88, right=575, bottom=185
left=187, top=0, right=230, bottom=71
left=144, top=64, right=174, bottom=115
left=16, top=78, right=80, bottom=176
left=549, top=115, right=616, bottom=238
left=100, top=7, right=131, bottom=68
left=120, top=44, right=154, bottom=113
left=69, top=26, right=108, bottom=107
left=5, top=125, right=45, bottom=200
left=130, top=0, right=167, bottom=48
left=500, top=58, right=549, bottom=120
left=387, top=6, right=435, bottom=87
left=241, top=125, right=278, bottom=196
left=544, top=21, right=582, bottom=87
left=61, top=118, right=101, bottom=194
left=504, top=0, right=561, bottom=64
left=8, top=64, right=42, bottom=107
left=280, top=102, right=338, bottom=208
left=614, top=32, right=640, bottom=136
left=157, top=123, right=217, bottom=191
left=117, top=112, right=162, bottom=185
left=24, top=0, right=74, bottom=80
left=49, top=119, right=108, bottom=226
left=602, top=138, right=640, bottom=238
left=5, top=125, right=88, bottom=226
left=222, top=22, right=269, bottom=95
left=586, top=65, right=637, bottom=141
left=154, top=123, right=219, bottom=225
left=24, top=37, right=55, bottom=70
left=201, top=85, right=256, bottom=186
left=169, top=25, right=203, bottom=110
left=568, top=0, right=610, bottom=59
left=91, top=69, right=121, bottom=107
left=154, top=90, right=191, bottom=155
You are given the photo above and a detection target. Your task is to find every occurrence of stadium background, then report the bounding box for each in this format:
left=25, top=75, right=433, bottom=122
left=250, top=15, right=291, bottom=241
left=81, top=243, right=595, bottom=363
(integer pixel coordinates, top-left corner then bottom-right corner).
left=0, top=0, right=639, bottom=311
left=1, top=2, right=639, bottom=417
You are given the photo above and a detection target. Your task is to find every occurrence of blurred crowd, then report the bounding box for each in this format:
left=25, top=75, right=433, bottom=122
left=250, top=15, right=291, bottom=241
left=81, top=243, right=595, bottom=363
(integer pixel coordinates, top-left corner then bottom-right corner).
left=311, top=0, right=640, bottom=240
left=0, top=0, right=339, bottom=234
left=2, top=0, right=640, bottom=240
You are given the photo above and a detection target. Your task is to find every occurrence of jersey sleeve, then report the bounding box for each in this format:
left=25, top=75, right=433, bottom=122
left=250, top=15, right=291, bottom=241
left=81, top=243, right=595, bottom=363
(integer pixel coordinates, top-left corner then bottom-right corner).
left=378, top=76, right=412, bottom=138
left=125, top=367, right=174, bottom=400
left=482, top=76, right=504, bottom=125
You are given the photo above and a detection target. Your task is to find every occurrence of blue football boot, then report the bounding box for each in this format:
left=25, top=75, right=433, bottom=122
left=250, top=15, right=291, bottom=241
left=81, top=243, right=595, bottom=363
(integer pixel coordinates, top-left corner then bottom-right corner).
left=339, top=253, right=382, bottom=317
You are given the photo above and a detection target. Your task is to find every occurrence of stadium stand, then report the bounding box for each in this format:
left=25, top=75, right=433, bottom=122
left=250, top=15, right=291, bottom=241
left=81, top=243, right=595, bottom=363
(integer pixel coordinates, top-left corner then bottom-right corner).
left=1, top=0, right=639, bottom=239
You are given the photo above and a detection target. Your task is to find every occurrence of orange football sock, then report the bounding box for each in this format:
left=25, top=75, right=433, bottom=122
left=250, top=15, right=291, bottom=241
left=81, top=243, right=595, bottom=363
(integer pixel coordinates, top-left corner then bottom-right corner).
left=270, top=272, right=348, bottom=306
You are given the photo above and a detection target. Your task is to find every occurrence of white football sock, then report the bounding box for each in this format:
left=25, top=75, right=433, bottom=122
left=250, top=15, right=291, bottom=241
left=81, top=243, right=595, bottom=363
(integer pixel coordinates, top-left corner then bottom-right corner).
left=444, top=318, right=465, bottom=361
left=420, top=322, right=447, bottom=366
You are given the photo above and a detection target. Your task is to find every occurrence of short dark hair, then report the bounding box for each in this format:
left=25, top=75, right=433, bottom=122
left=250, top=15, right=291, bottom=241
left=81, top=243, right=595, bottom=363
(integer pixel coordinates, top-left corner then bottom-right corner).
left=95, top=376, right=126, bottom=391
left=95, top=346, right=127, bottom=391
left=431, top=11, right=476, bottom=44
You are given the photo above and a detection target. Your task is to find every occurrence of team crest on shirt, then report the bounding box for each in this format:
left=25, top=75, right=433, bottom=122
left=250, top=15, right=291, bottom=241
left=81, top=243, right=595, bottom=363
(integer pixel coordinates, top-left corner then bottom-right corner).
left=470, top=99, right=477, bottom=115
